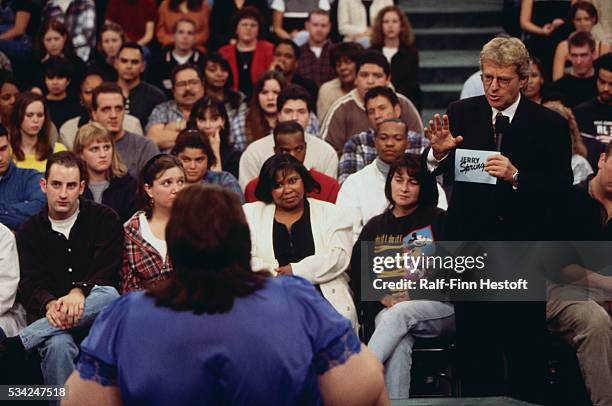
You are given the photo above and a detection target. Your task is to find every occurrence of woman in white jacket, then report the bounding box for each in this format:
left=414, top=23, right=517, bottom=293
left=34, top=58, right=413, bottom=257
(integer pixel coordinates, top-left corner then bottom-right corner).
left=243, top=154, right=357, bottom=326
left=337, top=0, right=394, bottom=46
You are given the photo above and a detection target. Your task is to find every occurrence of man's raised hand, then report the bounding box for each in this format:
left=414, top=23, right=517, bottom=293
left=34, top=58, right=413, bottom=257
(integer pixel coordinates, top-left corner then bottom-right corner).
left=424, top=114, right=463, bottom=160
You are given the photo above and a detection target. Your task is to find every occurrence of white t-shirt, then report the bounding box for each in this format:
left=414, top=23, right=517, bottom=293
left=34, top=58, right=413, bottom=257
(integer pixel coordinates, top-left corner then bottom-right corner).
left=172, top=51, right=192, bottom=65
left=50, top=206, right=80, bottom=239
left=138, top=213, right=167, bottom=258
left=382, top=46, right=398, bottom=63
left=310, top=46, right=323, bottom=58
left=271, top=0, right=330, bottom=15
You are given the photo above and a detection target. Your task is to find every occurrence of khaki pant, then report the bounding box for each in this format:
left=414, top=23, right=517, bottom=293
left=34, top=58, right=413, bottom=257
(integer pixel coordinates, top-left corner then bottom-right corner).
left=548, top=296, right=612, bottom=406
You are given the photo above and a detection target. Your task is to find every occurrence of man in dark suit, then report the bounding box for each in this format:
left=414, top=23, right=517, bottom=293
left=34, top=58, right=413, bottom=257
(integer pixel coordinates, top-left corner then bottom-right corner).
left=423, top=37, right=573, bottom=403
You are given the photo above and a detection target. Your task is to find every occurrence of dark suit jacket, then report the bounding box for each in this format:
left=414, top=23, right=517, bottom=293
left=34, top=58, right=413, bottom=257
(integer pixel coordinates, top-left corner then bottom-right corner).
left=426, top=95, right=573, bottom=240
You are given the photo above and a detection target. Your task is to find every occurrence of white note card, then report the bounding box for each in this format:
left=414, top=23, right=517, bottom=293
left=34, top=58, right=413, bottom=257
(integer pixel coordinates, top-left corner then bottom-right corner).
left=454, top=149, right=500, bottom=185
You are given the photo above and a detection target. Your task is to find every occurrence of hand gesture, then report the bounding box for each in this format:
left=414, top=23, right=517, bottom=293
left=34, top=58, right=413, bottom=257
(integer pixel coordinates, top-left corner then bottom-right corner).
left=424, top=114, right=463, bottom=160
left=542, top=23, right=554, bottom=36
left=57, top=288, right=85, bottom=330
left=45, top=300, right=67, bottom=329
left=485, top=154, right=517, bottom=183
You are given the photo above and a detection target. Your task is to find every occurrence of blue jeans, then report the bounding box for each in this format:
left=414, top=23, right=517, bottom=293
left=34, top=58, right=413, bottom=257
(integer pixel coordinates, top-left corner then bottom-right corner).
left=19, top=286, right=119, bottom=386
left=368, top=300, right=455, bottom=399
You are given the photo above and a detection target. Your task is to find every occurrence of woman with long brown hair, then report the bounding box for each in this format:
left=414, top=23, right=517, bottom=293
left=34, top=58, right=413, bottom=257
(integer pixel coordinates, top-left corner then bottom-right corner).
left=370, top=5, right=422, bottom=111
left=10, top=91, right=66, bottom=172
left=229, top=70, right=286, bottom=152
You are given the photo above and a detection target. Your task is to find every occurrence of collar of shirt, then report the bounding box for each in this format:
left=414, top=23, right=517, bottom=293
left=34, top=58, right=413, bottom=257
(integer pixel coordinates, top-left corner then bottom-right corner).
left=491, top=93, right=521, bottom=124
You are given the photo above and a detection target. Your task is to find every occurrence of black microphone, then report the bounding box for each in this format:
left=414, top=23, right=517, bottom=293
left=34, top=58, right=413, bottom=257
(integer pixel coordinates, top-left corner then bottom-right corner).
left=495, top=113, right=509, bottom=152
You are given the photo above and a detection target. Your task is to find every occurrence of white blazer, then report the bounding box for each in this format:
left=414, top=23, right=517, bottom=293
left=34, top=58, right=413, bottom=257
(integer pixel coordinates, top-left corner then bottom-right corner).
left=243, top=198, right=358, bottom=327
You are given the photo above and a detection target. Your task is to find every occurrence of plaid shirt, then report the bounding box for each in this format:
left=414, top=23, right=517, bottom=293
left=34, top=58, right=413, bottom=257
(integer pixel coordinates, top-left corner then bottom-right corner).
left=230, top=111, right=321, bottom=152
left=43, top=0, right=96, bottom=62
left=121, top=212, right=173, bottom=293
left=297, top=41, right=336, bottom=88
left=145, top=100, right=184, bottom=132
left=203, top=171, right=245, bottom=203
left=338, top=128, right=429, bottom=184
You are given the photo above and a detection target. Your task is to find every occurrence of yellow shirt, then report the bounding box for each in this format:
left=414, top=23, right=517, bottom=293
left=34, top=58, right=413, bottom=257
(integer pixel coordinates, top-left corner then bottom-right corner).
left=13, top=143, right=67, bottom=173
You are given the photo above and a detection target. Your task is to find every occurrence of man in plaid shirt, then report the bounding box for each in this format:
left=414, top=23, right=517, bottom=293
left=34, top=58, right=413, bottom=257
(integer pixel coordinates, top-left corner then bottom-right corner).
left=338, top=86, right=428, bottom=183
left=296, top=9, right=335, bottom=88
left=42, top=0, right=96, bottom=62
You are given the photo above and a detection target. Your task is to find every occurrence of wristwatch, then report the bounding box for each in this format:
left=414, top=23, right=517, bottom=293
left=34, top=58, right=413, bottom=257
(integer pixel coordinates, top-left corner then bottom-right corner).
left=511, top=170, right=519, bottom=189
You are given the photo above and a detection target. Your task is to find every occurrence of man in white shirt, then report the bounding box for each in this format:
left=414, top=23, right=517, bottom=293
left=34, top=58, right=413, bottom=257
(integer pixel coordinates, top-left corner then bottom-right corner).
left=239, top=85, right=337, bottom=189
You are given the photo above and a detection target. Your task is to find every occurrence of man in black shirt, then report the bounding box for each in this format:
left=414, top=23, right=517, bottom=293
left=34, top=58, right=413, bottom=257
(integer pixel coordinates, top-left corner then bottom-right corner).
left=552, top=31, right=598, bottom=108
left=574, top=53, right=612, bottom=170
left=0, top=152, right=122, bottom=386
left=115, top=43, right=166, bottom=128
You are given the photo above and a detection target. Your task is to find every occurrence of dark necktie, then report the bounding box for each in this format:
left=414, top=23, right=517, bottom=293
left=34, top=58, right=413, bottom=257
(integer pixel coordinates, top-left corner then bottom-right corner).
left=494, top=112, right=510, bottom=152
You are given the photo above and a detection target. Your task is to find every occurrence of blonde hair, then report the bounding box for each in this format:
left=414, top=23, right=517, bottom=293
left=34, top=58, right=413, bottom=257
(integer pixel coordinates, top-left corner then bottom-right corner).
left=543, top=101, right=587, bottom=158
left=480, top=37, right=531, bottom=79
left=73, top=122, right=128, bottom=179
left=371, top=6, right=415, bottom=47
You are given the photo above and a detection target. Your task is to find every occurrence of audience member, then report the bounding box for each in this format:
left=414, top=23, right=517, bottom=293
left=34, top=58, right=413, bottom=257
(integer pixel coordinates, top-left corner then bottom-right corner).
left=245, top=121, right=340, bottom=203
left=546, top=140, right=612, bottom=406
left=317, top=42, right=363, bottom=120
left=121, top=154, right=185, bottom=292
left=0, top=125, right=46, bottom=230
left=147, top=64, right=205, bottom=151
left=370, top=5, right=422, bottom=111
left=10, top=91, right=66, bottom=172
left=105, top=0, right=156, bottom=47
left=271, top=39, right=318, bottom=101
left=63, top=184, right=385, bottom=406
left=202, top=52, right=248, bottom=121
left=156, top=0, right=210, bottom=52
left=0, top=223, right=25, bottom=339
left=89, top=21, right=123, bottom=81
left=1, top=151, right=122, bottom=387
left=553, top=1, right=609, bottom=81
left=337, top=0, right=392, bottom=47
left=244, top=153, right=357, bottom=326
left=271, top=0, right=328, bottom=45
left=321, top=50, right=423, bottom=154
left=230, top=70, right=287, bottom=152
left=153, top=18, right=205, bottom=97
left=73, top=122, right=137, bottom=222
left=239, top=84, right=337, bottom=188
left=219, top=7, right=274, bottom=98
left=43, top=56, right=82, bottom=129
left=42, top=0, right=96, bottom=62
left=92, top=82, right=159, bottom=179
left=30, top=19, right=86, bottom=96
left=209, top=0, right=271, bottom=50
left=351, top=153, right=455, bottom=399
left=574, top=52, right=612, bottom=169
left=296, top=9, right=335, bottom=88
left=59, top=69, right=143, bottom=150
left=544, top=100, right=593, bottom=184
left=0, top=71, right=19, bottom=129
left=524, top=56, right=548, bottom=104
left=424, top=37, right=572, bottom=403
left=0, top=0, right=36, bottom=70
left=338, top=118, right=446, bottom=241
left=114, top=43, right=166, bottom=128
left=339, top=86, right=426, bottom=183
left=171, top=128, right=243, bottom=201
left=188, top=96, right=241, bottom=177
left=552, top=31, right=599, bottom=107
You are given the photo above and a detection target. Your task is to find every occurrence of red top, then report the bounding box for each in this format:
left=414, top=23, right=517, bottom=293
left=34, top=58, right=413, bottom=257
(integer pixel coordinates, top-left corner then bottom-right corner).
left=219, top=40, right=274, bottom=91
left=245, top=169, right=340, bottom=204
left=106, top=0, right=158, bottom=43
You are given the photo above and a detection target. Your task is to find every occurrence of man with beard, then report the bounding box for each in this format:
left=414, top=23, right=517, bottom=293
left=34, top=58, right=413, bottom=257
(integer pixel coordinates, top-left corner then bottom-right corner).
left=146, top=64, right=205, bottom=151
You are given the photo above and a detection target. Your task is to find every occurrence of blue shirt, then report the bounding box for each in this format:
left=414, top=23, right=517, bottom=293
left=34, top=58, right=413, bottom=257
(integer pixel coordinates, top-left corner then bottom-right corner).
left=203, top=170, right=244, bottom=203
left=0, top=162, right=46, bottom=230
left=76, top=276, right=360, bottom=405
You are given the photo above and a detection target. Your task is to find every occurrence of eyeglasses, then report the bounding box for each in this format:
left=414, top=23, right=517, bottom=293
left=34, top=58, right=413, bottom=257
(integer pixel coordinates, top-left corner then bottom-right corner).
left=175, top=79, right=202, bottom=89
left=481, top=74, right=517, bottom=88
